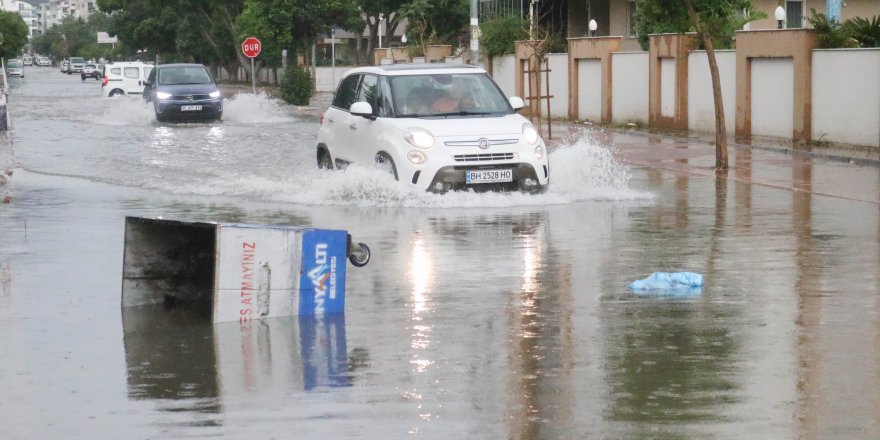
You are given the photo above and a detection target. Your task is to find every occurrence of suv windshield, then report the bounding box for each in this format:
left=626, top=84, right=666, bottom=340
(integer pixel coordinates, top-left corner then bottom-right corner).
left=158, top=66, right=213, bottom=85
left=8, top=62, right=21, bottom=68
left=389, top=73, right=511, bottom=118
left=70, top=57, right=85, bottom=64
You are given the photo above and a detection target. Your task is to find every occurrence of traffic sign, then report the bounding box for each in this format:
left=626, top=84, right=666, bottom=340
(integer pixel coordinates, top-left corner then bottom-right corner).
left=241, top=37, right=262, bottom=58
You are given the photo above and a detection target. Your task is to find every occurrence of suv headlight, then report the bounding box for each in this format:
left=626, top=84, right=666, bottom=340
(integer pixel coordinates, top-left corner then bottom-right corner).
left=523, top=123, right=540, bottom=145
left=156, top=91, right=172, bottom=100
left=404, top=127, right=434, bottom=149
left=209, top=91, right=221, bottom=98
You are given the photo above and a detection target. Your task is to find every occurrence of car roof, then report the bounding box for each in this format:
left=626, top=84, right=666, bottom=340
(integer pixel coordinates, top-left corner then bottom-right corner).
left=156, top=63, right=208, bottom=69
left=343, top=63, right=485, bottom=78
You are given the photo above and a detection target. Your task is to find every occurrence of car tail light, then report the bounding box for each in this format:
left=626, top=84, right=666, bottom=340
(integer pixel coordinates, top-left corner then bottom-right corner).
left=102, top=76, right=108, bottom=87
left=320, top=114, right=324, bottom=125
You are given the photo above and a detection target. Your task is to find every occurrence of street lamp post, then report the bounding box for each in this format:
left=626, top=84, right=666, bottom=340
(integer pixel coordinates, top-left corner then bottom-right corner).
left=378, top=14, right=385, bottom=48
left=589, top=19, right=598, bottom=37
left=775, top=6, right=786, bottom=29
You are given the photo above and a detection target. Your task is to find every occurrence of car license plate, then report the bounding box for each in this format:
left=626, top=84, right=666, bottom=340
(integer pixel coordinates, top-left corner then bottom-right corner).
left=181, top=105, right=202, bottom=111
left=465, top=169, right=513, bottom=184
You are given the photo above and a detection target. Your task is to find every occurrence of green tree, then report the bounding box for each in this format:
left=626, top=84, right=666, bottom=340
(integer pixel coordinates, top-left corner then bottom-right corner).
left=634, top=0, right=763, bottom=169
left=0, top=11, right=29, bottom=60
left=236, top=0, right=360, bottom=64
left=480, top=16, right=528, bottom=59
left=398, top=0, right=468, bottom=57
left=358, top=0, right=407, bottom=65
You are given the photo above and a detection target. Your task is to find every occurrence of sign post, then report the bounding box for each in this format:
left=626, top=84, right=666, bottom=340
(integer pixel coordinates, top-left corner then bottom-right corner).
left=331, top=28, right=336, bottom=89
left=241, top=36, right=262, bottom=94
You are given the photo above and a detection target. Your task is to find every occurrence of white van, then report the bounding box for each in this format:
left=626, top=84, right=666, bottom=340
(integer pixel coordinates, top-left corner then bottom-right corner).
left=101, top=62, right=154, bottom=97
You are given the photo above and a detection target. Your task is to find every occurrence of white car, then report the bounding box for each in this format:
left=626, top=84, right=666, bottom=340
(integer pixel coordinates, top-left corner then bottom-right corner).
left=316, top=64, right=549, bottom=193
left=6, top=60, right=23, bottom=78
left=101, top=61, right=154, bottom=97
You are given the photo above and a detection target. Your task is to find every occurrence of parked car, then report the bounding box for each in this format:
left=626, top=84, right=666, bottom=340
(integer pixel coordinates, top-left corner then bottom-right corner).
left=101, top=62, right=154, bottom=97
left=81, top=64, right=101, bottom=80
left=37, top=57, right=50, bottom=67
left=315, top=64, right=549, bottom=193
left=67, top=57, right=85, bottom=74
left=143, top=63, right=223, bottom=122
left=6, top=60, right=23, bottom=78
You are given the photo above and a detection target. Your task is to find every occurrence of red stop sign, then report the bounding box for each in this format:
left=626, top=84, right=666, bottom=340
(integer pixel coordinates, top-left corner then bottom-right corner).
left=242, top=37, right=262, bottom=58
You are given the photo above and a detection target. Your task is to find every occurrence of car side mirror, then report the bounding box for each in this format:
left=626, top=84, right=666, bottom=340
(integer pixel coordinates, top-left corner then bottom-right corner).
left=350, top=101, right=375, bottom=119
left=509, top=96, right=525, bottom=111
left=143, top=81, right=152, bottom=87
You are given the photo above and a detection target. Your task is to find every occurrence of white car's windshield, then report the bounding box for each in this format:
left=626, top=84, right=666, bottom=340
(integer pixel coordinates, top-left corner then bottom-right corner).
left=390, top=73, right=511, bottom=118
left=70, top=58, right=85, bottom=64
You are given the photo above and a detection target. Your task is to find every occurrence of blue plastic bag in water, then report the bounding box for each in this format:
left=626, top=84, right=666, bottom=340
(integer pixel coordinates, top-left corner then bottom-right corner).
left=628, top=272, right=704, bottom=297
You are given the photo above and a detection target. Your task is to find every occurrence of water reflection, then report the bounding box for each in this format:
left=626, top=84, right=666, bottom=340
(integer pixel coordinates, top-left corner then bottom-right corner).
left=123, top=306, right=352, bottom=420
left=504, top=216, right=578, bottom=439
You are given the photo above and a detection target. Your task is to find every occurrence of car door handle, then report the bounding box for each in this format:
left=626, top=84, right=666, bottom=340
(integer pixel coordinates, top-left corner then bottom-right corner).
left=349, top=123, right=357, bottom=130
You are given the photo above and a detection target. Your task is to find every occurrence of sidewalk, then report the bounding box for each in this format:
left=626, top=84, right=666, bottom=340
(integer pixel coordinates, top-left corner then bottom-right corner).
left=547, top=121, right=880, bottom=205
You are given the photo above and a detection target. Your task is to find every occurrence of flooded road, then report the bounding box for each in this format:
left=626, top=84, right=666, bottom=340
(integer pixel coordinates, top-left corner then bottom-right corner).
left=1, top=67, right=879, bottom=439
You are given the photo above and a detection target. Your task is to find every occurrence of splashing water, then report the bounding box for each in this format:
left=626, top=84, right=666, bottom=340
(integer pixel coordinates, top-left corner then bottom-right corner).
left=147, top=130, right=652, bottom=208
left=221, top=93, right=297, bottom=124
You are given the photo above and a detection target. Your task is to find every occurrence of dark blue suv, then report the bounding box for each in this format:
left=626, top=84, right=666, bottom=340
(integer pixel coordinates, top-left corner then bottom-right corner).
left=144, top=63, right=222, bottom=122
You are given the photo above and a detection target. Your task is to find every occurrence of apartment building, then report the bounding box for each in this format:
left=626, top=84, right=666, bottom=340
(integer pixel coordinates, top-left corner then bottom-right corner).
left=1, top=0, right=42, bottom=38
left=38, top=0, right=97, bottom=30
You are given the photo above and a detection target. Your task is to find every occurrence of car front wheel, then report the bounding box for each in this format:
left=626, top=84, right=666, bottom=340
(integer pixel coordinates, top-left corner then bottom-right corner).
left=375, top=152, right=398, bottom=180
left=317, top=150, right=333, bottom=169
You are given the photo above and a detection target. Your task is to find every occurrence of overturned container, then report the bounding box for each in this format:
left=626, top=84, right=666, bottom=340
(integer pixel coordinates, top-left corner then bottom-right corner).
left=121, top=216, right=370, bottom=323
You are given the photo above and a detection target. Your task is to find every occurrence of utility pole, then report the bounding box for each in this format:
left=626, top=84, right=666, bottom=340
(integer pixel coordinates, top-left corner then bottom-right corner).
left=470, top=0, right=480, bottom=67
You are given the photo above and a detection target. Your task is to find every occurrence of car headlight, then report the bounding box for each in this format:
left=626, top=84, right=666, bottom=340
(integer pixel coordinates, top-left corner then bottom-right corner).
left=156, top=91, right=172, bottom=100
left=404, top=127, right=434, bottom=149
left=523, top=123, right=540, bottom=145
left=407, top=150, right=427, bottom=164
left=209, top=91, right=221, bottom=98
left=534, top=145, right=545, bottom=160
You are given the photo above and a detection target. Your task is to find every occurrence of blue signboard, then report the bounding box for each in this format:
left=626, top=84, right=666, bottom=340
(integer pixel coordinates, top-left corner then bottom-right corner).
left=298, top=229, right=348, bottom=315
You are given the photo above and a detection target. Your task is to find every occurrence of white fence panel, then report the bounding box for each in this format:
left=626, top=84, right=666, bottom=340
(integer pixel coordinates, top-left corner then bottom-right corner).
left=492, top=55, right=516, bottom=98
left=546, top=53, right=569, bottom=119
left=577, top=59, right=602, bottom=121
left=812, top=49, right=880, bottom=148
left=611, top=52, right=649, bottom=125
left=687, top=50, right=736, bottom=134
left=751, top=58, right=794, bottom=139
left=660, top=58, right=676, bottom=118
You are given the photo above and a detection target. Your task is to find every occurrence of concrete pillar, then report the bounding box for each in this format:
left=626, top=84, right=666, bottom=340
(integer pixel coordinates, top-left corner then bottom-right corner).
left=648, top=33, right=695, bottom=133
left=734, top=29, right=817, bottom=144
left=567, top=36, right=621, bottom=124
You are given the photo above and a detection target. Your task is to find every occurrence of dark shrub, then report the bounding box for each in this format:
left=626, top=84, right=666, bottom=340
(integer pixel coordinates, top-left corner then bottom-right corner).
left=280, top=65, right=313, bottom=105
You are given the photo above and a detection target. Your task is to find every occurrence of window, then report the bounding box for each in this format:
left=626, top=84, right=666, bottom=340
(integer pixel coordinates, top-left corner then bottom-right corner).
left=786, top=1, right=803, bottom=29
left=357, top=74, right=378, bottom=106
left=332, top=74, right=361, bottom=111
left=110, top=67, right=121, bottom=76
left=627, top=1, right=637, bottom=38
left=124, top=67, right=139, bottom=79
left=144, top=67, right=153, bottom=79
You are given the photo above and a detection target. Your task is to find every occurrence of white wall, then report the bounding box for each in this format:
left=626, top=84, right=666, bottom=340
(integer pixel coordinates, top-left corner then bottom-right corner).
left=492, top=55, right=516, bottom=98
left=660, top=58, right=676, bottom=118
left=577, top=59, right=601, bottom=121
left=688, top=50, right=736, bottom=135
left=611, top=52, right=649, bottom=125
left=812, top=49, right=880, bottom=148
left=314, top=67, right=355, bottom=92
left=546, top=53, right=569, bottom=119
left=751, top=58, right=794, bottom=139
